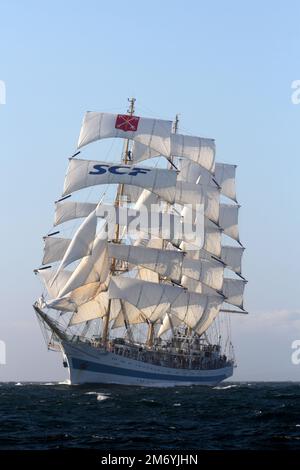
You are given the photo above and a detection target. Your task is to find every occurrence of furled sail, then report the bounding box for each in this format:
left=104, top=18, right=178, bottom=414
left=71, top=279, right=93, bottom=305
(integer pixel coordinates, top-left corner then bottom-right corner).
left=77, top=112, right=172, bottom=156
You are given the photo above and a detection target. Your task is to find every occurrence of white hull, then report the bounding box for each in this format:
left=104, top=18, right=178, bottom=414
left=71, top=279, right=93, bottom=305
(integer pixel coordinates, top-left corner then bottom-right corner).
left=61, top=341, right=233, bottom=387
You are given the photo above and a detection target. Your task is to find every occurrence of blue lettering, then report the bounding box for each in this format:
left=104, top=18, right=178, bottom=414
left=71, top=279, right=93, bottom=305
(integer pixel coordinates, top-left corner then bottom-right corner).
left=128, top=167, right=152, bottom=176
left=108, top=165, right=128, bottom=175
left=89, top=164, right=109, bottom=175
left=88, top=164, right=151, bottom=177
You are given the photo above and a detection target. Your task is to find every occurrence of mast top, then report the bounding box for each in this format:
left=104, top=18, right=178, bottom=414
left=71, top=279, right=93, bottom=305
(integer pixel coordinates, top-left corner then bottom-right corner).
left=173, top=113, right=179, bottom=134
left=127, top=97, right=136, bottom=115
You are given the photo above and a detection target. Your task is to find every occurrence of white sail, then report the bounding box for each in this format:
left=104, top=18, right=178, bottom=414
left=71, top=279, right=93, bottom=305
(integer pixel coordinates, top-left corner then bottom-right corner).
left=122, top=185, right=143, bottom=203
left=180, top=219, right=222, bottom=258
left=108, top=243, right=183, bottom=281
left=157, top=312, right=181, bottom=337
left=219, top=204, right=240, bottom=241
left=51, top=210, right=98, bottom=283
left=178, top=159, right=212, bottom=184
left=46, top=281, right=101, bottom=312
left=131, top=133, right=215, bottom=172
left=54, top=201, right=97, bottom=226
left=62, top=159, right=218, bottom=216
left=214, top=163, right=237, bottom=202
left=58, top=231, right=109, bottom=298
left=111, top=301, right=145, bottom=329
left=42, top=237, right=71, bottom=265
left=221, top=246, right=244, bottom=274
left=108, top=277, right=223, bottom=332
left=77, top=111, right=172, bottom=156
left=192, top=301, right=222, bottom=336
left=36, top=268, right=72, bottom=299
left=131, top=141, right=159, bottom=163
left=223, top=278, right=246, bottom=309
left=53, top=200, right=198, bottom=244
left=70, top=290, right=109, bottom=325
left=63, top=159, right=177, bottom=203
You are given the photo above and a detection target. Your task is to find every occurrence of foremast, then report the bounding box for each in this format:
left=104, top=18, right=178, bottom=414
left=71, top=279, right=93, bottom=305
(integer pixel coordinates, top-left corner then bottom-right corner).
left=102, top=97, right=136, bottom=346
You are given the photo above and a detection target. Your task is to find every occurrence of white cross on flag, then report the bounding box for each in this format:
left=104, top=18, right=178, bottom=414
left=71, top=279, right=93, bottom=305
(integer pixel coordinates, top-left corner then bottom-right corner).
left=77, top=111, right=172, bottom=156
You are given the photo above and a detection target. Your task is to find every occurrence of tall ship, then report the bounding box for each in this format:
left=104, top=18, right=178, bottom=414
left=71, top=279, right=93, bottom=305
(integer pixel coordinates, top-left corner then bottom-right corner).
left=33, top=99, right=247, bottom=386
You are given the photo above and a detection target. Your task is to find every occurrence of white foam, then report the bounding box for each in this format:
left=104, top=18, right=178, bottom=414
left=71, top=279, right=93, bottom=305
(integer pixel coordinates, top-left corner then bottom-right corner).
left=96, top=393, right=110, bottom=401
left=58, top=380, right=71, bottom=385
left=214, top=384, right=238, bottom=390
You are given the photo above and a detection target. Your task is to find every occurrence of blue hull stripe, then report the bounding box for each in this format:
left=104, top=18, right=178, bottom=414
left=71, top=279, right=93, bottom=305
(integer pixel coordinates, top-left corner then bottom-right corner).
left=71, top=357, right=227, bottom=383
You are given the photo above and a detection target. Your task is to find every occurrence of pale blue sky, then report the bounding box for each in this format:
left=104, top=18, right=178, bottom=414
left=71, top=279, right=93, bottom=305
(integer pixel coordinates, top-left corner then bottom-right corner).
left=0, top=0, right=300, bottom=381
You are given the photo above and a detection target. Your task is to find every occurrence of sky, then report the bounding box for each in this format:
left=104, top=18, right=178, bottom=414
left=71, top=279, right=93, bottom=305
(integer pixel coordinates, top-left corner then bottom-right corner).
left=0, top=0, right=300, bottom=381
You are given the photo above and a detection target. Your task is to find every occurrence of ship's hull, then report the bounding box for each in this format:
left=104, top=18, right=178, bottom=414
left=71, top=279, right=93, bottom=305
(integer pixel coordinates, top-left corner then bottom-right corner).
left=61, top=341, right=233, bottom=387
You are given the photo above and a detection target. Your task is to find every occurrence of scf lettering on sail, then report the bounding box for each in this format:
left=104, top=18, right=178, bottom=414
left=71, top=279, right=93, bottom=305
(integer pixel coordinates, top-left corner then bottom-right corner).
left=89, top=164, right=152, bottom=177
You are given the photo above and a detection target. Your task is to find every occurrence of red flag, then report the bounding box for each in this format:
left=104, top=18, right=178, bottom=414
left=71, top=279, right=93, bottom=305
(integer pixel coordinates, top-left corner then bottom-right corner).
left=115, top=114, right=140, bottom=132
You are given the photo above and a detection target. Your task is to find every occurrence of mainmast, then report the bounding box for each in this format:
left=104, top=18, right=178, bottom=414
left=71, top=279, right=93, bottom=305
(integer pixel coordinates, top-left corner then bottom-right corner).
left=146, top=113, right=180, bottom=348
left=102, top=98, right=136, bottom=345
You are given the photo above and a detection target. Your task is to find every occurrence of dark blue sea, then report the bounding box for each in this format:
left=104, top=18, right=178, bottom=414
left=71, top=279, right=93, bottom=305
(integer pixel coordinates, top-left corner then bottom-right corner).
left=1, top=382, right=300, bottom=450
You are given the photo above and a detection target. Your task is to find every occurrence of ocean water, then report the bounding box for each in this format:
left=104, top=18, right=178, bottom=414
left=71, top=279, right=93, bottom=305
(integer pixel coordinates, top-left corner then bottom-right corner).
left=0, top=382, right=300, bottom=450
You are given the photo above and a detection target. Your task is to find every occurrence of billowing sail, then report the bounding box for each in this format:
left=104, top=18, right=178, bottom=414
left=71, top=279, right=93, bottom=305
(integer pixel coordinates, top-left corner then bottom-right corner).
left=108, top=243, right=223, bottom=289
left=214, top=163, right=237, bottom=202
left=70, top=290, right=109, bottom=325
left=46, top=281, right=101, bottom=313
left=58, top=230, right=109, bottom=298
left=62, top=159, right=219, bottom=216
left=63, top=159, right=176, bottom=201
left=53, top=201, right=199, bottom=244
left=108, top=277, right=223, bottom=333
left=54, top=201, right=97, bottom=226
left=77, top=112, right=172, bottom=156
left=42, top=237, right=71, bottom=265
left=131, top=133, right=215, bottom=172
left=52, top=210, right=97, bottom=279
left=221, top=246, right=244, bottom=274
left=219, top=204, right=240, bottom=242
left=157, top=312, right=181, bottom=337
left=223, top=278, right=246, bottom=309
left=36, top=267, right=72, bottom=299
